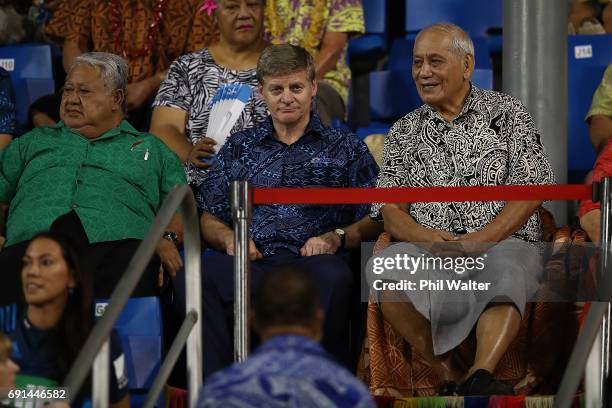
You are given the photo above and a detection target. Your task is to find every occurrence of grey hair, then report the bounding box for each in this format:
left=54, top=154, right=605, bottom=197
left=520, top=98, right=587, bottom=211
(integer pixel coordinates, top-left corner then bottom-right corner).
left=69, top=52, right=129, bottom=94
left=416, top=22, right=475, bottom=58
left=256, top=44, right=316, bottom=84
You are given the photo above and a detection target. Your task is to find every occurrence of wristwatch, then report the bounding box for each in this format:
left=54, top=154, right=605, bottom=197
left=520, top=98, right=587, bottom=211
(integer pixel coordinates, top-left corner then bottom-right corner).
left=333, top=228, right=346, bottom=248
left=162, top=231, right=180, bottom=248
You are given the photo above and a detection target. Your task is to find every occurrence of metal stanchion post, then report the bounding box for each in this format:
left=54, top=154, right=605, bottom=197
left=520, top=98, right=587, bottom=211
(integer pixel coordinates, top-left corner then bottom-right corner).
left=231, top=180, right=252, bottom=362
left=586, top=177, right=612, bottom=408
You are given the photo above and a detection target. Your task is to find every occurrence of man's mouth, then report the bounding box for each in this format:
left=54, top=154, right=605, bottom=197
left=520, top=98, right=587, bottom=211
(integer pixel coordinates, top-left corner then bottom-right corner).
left=237, top=24, right=254, bottom=30
left=420, top=83, right=439, bottom=90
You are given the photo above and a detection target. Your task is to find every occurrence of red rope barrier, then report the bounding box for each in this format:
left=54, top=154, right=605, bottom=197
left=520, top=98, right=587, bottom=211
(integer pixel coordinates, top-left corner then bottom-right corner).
left=252, top=184, right=593, bottom=205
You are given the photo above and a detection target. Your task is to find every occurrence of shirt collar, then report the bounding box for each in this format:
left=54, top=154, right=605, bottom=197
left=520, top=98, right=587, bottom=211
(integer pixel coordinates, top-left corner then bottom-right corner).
left=254, top=334, right=325, bottom=356
left=57, top=119, right=140, bottom=140
left=424, top=83, right=484, bottom=121
left=256, top=113, right=326, bottom=143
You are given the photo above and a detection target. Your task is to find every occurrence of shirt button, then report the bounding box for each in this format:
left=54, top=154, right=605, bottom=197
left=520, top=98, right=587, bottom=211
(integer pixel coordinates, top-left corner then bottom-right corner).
left=71, top=204, right=78, bottom=209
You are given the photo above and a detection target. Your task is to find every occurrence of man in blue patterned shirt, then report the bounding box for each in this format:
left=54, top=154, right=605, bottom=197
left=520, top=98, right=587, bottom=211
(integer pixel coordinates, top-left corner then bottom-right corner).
left=196, top=44, right=381, bottom=375
left=197, top=267, right=375, bottom=408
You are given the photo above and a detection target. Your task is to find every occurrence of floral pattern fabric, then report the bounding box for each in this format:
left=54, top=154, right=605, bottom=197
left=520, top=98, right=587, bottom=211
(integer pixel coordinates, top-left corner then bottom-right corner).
left=264, top=0, right=364, bottom=105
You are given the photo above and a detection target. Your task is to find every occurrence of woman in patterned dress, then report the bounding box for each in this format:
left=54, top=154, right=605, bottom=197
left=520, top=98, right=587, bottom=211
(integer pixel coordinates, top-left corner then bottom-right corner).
left=150, top=0, right=268, bottom=187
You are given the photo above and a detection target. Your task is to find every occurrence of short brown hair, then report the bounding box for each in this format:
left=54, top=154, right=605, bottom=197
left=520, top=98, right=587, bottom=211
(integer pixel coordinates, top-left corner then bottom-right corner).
left=256, top=44, right=315, bottom=84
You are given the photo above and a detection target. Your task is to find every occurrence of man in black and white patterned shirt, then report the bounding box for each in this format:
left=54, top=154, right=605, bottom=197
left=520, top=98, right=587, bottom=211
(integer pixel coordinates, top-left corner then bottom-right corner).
left=368, top=23, right=555, bottom=396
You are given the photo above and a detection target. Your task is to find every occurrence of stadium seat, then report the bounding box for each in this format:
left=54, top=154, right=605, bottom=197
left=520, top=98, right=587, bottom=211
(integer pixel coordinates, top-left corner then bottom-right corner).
left=567, top=34, right=612, bottom=181
left=348, top=0, right=387, bottom=58
left=388, top=37, right=492, bottom=71
left=405, top=0, right=502, bottom=38
left=95, top=297, right=163, bottom=393
left=404, top=0, right=502, bottom=55
left=0, top=44, right=55, bottom=128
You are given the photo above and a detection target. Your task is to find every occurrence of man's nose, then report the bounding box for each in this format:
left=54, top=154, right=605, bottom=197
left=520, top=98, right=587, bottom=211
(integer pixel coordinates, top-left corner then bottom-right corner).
left=418, top=62, right=433, bottom=77
left=64, top=91, right=80, bottom=104
left=280, top=90, right=292, bottom=103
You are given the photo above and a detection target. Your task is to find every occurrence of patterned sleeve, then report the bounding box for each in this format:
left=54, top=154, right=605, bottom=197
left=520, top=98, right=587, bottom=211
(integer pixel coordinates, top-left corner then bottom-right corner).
left=370, top=119, right=411, bottom=220
left=153, top=57, right=193, bottom=112
left=327, top=0, right=365, bottom=35
left=0, top=69, right=16, bottom=135
left=505, top=98, right=556, bottom=186
left=586, top=64, right=612, bottom=121
left=195, top=135, right=236, bottom=225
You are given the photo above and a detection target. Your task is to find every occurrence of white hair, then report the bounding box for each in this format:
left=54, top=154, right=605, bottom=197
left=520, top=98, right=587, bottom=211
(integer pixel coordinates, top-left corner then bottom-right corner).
left=416, top=22, right=475, bottom=58
left=69, top=52, right=128, bottom=112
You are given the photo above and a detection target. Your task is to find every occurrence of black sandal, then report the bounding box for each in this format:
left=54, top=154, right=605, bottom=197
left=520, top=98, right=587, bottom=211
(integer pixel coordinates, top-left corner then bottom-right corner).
left=460, top=369, right=515, bottom=396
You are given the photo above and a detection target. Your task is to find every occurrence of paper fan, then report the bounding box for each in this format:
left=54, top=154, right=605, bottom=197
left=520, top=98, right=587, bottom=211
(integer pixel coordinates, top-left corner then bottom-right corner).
left=206, top=83, right=253, bottom=153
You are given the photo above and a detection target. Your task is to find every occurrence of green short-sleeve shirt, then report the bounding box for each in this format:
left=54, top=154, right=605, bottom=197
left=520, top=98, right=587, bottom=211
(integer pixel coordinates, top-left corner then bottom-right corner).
left=0, top=120, right=186, bottom=246
left=587, top=63, right=612, bottom=121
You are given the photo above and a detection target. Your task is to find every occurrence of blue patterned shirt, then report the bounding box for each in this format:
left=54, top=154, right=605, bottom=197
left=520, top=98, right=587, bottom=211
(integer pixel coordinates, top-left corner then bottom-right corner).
left=0, top=68, right=16, bottom=135
left=198, top=334, right=375, bottom=408
left=197, top=114, right=379, bottom=256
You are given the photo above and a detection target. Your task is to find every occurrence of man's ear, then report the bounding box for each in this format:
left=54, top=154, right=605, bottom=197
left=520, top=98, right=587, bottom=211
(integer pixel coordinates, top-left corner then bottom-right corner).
left=112, top=89, right=126, bottom=112
left=311, top=80, right=317, bottom=97
left=463, top=53, right=475, bottom=80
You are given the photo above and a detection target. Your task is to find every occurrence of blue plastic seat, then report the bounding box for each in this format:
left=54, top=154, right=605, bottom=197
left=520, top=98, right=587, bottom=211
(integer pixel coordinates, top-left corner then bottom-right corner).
left=404, top=0, right=502, bottom=55
left=94, top=297, right=163, bottom=392
left=567, top=34, right=612, bottom=180
left=348, top=0, right=387, bottom=57
left=405, top=0, right=501, bottom=37
left=0, top=44, right=55, bottom=128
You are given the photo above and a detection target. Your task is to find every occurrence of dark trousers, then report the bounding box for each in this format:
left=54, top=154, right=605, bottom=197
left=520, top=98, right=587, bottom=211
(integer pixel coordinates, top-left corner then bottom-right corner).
left=0, top=211, right=159, bottom=306
left=174, top=248, right=354, bottom=377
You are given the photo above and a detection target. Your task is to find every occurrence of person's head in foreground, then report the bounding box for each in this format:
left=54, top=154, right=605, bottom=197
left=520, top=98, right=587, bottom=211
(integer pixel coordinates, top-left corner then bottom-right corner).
left=252, top=267, right=323, bottom=341
left=412, top=22, right=475, bottom=120
left=0, top=332, right=19, bottom=391
left=21, top=232, right=93, bottom=380
left=60, top=52, right=128, bottom=139
left=198, top=267, right=375, bottom=408
left=257, top=44, right=317, bottom=130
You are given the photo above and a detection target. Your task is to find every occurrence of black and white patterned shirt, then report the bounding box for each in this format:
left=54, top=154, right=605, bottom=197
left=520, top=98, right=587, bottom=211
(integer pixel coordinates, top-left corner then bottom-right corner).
left=371, top=85, right=556, bottom=242
left=153, top=48, right=269, bottom=186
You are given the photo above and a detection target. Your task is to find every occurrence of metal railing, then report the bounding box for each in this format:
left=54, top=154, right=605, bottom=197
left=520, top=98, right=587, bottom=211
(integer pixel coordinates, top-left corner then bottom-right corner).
left=62, top=184, right=203, bottom=408
left=231, top=181, right=252, bottom=363
left=555, top=177, right=612, bottom=408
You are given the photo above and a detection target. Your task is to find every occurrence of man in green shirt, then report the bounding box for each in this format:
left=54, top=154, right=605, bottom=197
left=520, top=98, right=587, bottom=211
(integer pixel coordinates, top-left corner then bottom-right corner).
left=0, top=52, right=186, bottom=305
